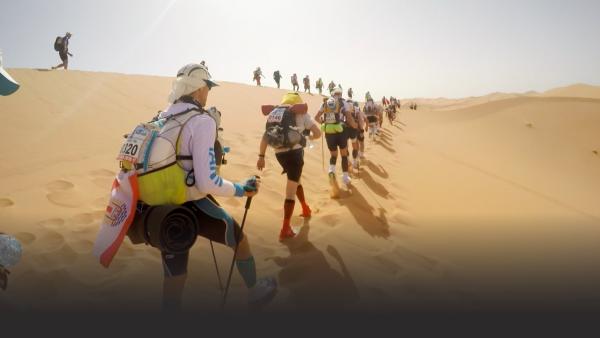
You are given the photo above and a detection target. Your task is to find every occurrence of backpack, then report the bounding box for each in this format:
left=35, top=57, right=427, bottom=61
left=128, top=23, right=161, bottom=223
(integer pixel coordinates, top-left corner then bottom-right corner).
left=322, top=97, right=344, bottom=124
left=54, top=37, right=64, bottom=51
left=264, top=106, right=305, bottom=149
left=365, top=102, right=377, bottom=115
left=118, top=102, right=224, bottom=176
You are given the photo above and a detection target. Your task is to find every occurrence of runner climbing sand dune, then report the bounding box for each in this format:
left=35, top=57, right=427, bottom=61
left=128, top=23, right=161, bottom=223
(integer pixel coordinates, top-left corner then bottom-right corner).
left=257, top=92, right=321, bottom=240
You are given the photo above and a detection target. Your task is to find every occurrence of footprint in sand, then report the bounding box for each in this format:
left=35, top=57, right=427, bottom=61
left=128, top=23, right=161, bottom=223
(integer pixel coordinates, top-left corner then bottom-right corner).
left=93, top=196, right=109, bottom=208
left=38, top=218, right=66, bottom=228
left=92, top=177, right=113, bottom=189
left=46, top=179, right=85, bottom=208
left=46, top=180, right=74, bottom=191
left=71, top=213, right=95, bottom=225
left=320, top=214, right=341, bottom=228
left=15, top=232, right=36, bottom=245
left=70, top=211, right=105, bottom=234
left=0, top=198, right=14, bottom=208
left=70, top=239, right=94, bottom=253
left=90, top=169, right=115, bottom=189
left=36, top=229, right=66, bottom=252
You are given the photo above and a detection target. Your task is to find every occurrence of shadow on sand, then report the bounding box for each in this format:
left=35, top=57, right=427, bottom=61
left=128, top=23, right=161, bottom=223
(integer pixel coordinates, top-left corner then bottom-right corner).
left=268, top=221, right=360, bottom=310
left=336, top=184, right=390, bottom=238
left=358, top=168, right=390, bottom=199
left=374, top=131, right=396, bottom=153
left=364, top=159, right=389, bottom=179
left=393, top=124, right=404, bottom=131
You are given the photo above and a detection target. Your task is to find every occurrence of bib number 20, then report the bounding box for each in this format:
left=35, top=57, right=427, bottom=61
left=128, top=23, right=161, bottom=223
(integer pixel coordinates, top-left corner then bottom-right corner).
left=121, top=143, right=139, bottom=156
left=117, top=125, right=149, bottom=163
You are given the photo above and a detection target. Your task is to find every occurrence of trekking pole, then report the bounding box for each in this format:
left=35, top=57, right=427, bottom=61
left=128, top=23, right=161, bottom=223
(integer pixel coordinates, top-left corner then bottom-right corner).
left=210, top=241, right=224, bottom=294
left=221, top=177, right=257, bottom=310
left=321, top=132, right=325, bottom=172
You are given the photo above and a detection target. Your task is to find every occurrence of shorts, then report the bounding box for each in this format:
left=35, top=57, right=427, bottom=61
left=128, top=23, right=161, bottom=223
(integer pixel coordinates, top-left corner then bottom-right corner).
left=357, top=129, right=365, bottom=142
left=275, top=148, right=304, bottom=183
left=160, top=196, right=243, bottom=277
left=345, top=127, right=358, bottom=141
left=59, top=51, right=68, bottom=62
left=366, top=115, right=378, bottom=124
left=325, top=131, right=348, bottom=152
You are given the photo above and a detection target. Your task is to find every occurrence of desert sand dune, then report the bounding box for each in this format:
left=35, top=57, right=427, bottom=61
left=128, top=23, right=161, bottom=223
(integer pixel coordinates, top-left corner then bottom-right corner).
left=0, top=69, right=599, bottom=311
left=542, top=83, right=600, bottom=99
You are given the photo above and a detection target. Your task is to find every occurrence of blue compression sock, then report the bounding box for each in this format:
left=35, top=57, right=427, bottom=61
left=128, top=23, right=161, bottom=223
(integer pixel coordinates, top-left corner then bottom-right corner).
left=236, top=256, right=257, bottom=288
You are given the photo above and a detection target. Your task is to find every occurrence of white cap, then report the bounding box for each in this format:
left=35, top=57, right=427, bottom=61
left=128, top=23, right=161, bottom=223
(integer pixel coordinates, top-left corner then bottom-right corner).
left=168, top=63, right=218, bottom=103
left=332, top=88, right=343, bottom=96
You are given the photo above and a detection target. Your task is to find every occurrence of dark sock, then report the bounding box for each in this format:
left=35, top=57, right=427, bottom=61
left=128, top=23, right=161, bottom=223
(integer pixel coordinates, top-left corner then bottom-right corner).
left=352, top=149, right=358, bottom=159
left=341, top=156, right=349, bottom=172
left=235, top=256, right=257, bottom=288
left=329, top=156, right=337, bottom=165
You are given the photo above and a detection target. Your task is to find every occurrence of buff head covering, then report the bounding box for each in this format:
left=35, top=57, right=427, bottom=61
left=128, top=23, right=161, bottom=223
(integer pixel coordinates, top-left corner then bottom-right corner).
left=168, top=63, right=219, bottom=103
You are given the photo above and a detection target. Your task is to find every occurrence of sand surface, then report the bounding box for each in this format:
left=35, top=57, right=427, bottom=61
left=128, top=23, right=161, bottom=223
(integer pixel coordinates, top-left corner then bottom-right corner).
left=1, top=69, right=599, bottom=311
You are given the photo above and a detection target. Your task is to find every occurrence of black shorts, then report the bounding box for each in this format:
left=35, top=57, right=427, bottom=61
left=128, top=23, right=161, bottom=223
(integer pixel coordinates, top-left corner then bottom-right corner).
left=357, top=129, right=365, bottom=142
left=366, top=115, right=378, bottom=124
left=275, top=148, right=304, bottom=182
left=325, top=131, right=348, bottom=152
left=345, top=127, right=358, bottom=141
left=59, top=51, right=68, bottom=62
left=156, top=196, right=243, bottom=277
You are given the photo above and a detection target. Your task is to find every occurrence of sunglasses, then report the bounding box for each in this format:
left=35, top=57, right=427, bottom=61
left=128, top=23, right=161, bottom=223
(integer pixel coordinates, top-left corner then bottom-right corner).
left=205, top=80, right=217, bottom=90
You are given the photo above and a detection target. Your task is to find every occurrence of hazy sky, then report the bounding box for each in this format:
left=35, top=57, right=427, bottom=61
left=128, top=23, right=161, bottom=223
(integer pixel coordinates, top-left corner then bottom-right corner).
left=1, top=0, right=599, bottom=99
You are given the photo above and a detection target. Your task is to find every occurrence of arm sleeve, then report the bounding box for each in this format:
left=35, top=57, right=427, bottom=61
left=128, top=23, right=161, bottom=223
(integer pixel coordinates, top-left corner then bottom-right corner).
left=188, top=117, right=245, bottom=197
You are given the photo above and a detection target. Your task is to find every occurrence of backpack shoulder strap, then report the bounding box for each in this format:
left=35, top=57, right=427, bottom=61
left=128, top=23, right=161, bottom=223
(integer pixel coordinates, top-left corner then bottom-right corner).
left=173, top=107, right=206, bottom=162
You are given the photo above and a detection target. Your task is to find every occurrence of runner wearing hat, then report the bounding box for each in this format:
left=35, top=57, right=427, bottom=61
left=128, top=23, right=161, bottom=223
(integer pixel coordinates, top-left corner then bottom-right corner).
left=257, top=93, right=321, bottom=240
left=111, top=63, right=277, bottom=310
left=314, top=88, right=357, bottom=189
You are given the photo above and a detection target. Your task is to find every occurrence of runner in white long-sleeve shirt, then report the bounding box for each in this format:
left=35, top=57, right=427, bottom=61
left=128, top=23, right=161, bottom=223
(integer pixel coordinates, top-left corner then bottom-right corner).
left=140, top=63, right=277, bottom=310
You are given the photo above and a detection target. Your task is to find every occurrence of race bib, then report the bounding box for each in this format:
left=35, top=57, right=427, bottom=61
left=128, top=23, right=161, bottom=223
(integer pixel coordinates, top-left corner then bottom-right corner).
left=324, top=112, right=337, bottom=124
left=267, top=108, right=285, bottom=124
left=117, top=125, right=150, bottom=163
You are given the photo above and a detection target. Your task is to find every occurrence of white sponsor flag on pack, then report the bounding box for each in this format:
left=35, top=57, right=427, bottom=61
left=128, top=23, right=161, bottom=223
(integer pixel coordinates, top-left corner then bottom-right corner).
left=93, top=170, right=139, bottom=268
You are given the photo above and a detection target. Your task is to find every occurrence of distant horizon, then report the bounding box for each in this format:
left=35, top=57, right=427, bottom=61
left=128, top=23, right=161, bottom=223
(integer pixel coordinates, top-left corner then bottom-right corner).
left=6, top=66, right=599, bottom=101
left=1, top=0, right=599, bottom=99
